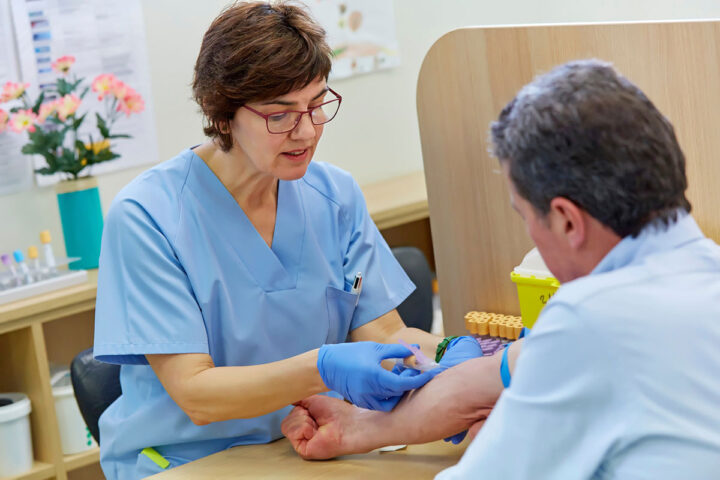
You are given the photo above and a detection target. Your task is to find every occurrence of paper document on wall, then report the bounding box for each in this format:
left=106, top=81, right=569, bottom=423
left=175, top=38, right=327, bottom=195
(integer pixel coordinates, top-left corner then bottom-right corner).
left=306, top=0, right=400, bottom=80
left=10, top=0, right=158, bottom=186
left=0, top=0, right=34, bottom=196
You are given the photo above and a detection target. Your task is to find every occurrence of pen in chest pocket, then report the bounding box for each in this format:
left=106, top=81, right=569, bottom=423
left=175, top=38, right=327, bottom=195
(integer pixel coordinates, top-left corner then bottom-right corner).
left=351, top=272, right=362, bottom=305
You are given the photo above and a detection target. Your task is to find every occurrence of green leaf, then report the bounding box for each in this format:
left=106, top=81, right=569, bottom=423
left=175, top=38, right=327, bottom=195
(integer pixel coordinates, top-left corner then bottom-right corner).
left=57, top=148, right=77, bottom=169
left=73, top=113, right=87, bottom=130
left=95, top=149, right=120, bottom=163
left=108, top=133, right=131, bottom=139
left=32, top=91, right=45, bottom=114
left=96, top=114, right=109, bottom=138
left=56, top=78, right=71, bottom=96
left=79, top=86, right=90, bottom=100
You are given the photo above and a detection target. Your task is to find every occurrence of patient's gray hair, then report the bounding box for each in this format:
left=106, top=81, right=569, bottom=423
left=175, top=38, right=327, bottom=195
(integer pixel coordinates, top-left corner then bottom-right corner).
left=491, top=59, right=691, bottom=238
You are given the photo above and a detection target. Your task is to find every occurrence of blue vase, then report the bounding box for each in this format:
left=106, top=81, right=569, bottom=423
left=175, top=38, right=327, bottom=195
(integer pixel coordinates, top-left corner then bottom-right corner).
left=56, top=177, right=104, bottom=270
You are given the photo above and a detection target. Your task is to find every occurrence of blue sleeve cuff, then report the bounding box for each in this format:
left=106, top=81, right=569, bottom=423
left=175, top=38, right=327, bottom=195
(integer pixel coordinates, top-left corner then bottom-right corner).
left=500, top=344, right=512, bottom=388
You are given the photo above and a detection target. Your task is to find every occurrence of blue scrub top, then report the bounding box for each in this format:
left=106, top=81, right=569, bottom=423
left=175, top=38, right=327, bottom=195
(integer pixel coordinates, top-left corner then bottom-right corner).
left=93, top=149, right=415, bottom=479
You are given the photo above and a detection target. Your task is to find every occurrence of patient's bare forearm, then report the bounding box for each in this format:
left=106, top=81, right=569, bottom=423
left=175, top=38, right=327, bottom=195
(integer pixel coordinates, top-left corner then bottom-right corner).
left=352, top=353, right=505, bottom=451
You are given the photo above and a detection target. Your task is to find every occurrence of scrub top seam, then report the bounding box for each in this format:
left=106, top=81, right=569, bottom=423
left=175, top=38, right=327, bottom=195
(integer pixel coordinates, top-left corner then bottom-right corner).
left=352, top=281, right=416, bottom=331
left=172, top=150, right=196, bottom=245
left=300, top=176, right=351, bottom=224
left=295, top=181, right=308, bottom=286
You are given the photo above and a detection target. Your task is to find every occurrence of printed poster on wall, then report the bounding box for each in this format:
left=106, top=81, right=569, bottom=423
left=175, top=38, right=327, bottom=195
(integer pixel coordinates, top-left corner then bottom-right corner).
left=0, top=0, right=34, bottom=196
left=10, top=0, right=158, bottom=186
left=307, top=0, right=401, bottom=80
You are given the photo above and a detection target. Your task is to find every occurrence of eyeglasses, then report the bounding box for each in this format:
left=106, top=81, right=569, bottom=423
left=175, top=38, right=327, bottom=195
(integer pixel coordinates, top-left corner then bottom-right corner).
left=242, top=87, right=342, bottom=134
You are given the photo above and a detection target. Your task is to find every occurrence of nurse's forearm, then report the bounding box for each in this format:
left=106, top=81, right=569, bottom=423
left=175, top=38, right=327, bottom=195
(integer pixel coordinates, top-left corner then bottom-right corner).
left=146, top=350, right=327, bottom=425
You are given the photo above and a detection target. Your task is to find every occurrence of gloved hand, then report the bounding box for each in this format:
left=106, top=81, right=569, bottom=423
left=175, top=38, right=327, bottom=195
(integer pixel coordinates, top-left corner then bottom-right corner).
left=317, top=342, right=435, bottom=411
left=438, top=336, right=483, bottom=443
left=438, top=336, right=484, bottom=369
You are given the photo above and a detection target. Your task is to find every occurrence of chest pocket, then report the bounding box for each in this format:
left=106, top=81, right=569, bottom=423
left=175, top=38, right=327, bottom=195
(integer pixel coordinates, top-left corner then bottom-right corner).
left=325, top=286, right=358, bottom=343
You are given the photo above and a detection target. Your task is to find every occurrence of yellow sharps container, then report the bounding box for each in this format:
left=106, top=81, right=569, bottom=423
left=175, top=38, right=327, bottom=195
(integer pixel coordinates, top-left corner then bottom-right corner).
left=510, top=248, right=560, bottom=328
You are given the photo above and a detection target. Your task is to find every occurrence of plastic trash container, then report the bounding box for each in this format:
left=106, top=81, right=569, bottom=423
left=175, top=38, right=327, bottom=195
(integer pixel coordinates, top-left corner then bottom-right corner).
left=51, top=369, right=97, bottom=454
left=0, top=392, right=33, bottom=477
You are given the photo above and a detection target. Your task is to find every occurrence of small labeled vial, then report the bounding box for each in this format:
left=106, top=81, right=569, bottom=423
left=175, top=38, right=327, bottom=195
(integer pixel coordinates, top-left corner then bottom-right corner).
left=1, top=253, right=20, bottom=287
left=28, top=246, right=42, bottom=280
left=40, top=230, right=57, bottom=276
left=14, top=250, right=34, bottom=284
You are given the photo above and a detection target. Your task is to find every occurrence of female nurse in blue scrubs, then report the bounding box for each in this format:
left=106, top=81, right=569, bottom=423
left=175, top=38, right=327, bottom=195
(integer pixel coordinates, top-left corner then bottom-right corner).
left=92, top=2, right=467, bottom=479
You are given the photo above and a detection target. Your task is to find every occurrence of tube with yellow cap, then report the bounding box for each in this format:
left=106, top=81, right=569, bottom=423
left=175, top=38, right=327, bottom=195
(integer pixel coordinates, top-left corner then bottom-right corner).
left=40, top=230, right=57, bottom=276
left=27, top=246, right=42, bottom=280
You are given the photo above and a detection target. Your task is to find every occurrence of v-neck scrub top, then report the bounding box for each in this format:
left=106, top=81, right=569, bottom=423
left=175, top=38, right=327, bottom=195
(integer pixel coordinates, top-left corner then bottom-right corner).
left=93, top=149, right=415, bottom=479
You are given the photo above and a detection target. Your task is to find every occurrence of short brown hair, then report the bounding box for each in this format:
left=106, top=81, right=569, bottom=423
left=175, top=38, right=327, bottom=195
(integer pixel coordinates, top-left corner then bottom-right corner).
left=192, top=1, right=332, bottom=151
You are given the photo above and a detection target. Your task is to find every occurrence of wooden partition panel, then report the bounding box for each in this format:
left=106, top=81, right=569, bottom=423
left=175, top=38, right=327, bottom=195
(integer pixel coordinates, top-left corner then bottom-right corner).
left=417, top=21, right=720, bottom=335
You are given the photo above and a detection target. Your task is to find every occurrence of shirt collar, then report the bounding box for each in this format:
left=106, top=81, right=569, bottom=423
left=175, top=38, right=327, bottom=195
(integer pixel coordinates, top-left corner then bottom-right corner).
left=591, top=210, right=704, bottom=275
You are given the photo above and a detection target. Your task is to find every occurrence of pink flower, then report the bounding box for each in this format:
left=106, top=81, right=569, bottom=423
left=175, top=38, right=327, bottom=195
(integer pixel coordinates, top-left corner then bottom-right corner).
left=111, top=80, right=129, bottom=101
left=55, top=94, right=81, bottom=121
left=9, top=109, right=37, bottom=133
left=0, top=109, right=8, bottom=132
left=51, top=55, right=76, bottom=74
left=0, top=82, right=30, bottom=103
left=91, top=74, right=117, bottom=101
left=117, top=90, right=145, bottom=116
left=37, top=101, right=57, bottom=123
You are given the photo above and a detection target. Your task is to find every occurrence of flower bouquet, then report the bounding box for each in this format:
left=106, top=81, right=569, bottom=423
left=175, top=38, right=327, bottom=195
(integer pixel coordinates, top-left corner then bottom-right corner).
left=0, top=55, right=145, bottom=269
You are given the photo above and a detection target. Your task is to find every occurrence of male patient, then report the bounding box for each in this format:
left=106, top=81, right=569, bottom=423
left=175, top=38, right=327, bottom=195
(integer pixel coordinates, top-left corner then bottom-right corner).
left=281, top=60, right=720, bottom=478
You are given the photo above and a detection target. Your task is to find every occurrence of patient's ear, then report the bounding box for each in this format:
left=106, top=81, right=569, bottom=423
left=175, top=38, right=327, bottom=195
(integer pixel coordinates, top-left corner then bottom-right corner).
left=548, top=197, right=586, bottom=250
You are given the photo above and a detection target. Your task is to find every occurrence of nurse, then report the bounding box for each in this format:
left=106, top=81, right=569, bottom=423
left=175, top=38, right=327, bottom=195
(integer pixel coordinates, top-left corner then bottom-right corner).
left=92, top=2, right=477, bottom=479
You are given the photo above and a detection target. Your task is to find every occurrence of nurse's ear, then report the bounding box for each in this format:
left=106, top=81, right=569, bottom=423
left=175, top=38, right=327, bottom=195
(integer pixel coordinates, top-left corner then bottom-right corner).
left=217, top=119, right=232, bottom=135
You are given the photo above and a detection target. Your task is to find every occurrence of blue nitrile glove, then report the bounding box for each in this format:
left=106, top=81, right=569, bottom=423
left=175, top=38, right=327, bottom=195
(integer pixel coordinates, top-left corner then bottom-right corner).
left=438, top=336, right=484, bottom=369
left=317, top=342, right=436, bottom=411
left=438, top=336, right=483, bottom=444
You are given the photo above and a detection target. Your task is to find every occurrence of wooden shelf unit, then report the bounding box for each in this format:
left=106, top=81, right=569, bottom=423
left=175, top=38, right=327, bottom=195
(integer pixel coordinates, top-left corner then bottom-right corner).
left=0, top=271, right=100, bottom=480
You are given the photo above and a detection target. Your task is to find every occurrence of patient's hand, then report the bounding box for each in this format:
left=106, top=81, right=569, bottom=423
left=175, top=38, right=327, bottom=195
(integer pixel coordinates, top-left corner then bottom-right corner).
left=283, top=354, right=506, bottom=459
left=282, top=395, right=369, bottom=459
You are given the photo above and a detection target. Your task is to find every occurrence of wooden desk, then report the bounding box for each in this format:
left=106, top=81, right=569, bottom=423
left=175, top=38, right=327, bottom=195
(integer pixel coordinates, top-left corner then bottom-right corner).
left=361, top=171, right=429, bottom=231
left=149, top=439, right=465, bottom=479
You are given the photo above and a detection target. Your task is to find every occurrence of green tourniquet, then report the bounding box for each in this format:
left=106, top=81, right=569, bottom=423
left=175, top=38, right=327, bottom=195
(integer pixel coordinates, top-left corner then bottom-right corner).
left=435, top=335, right=459, bottom=363
left=141, top=447, right=170, bottom=469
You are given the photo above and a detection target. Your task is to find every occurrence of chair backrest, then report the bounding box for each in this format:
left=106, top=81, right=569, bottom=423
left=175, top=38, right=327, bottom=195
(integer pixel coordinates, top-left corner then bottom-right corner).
left=70, top=348, right=121, bottom=444
left=392, top=246, right=434, bottom=333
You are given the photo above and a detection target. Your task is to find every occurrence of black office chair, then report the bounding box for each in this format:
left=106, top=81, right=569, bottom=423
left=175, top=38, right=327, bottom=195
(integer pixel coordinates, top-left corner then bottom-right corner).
left=391, top=246, right=435, bottom=333
left=70, top=348, right=121, bottom=444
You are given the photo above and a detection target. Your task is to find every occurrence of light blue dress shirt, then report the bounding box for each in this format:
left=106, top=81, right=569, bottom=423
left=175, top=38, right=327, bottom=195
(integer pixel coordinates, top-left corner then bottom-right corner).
left=93, top=149, right=414, bottom=480
left=437, top=212, right=720, bottom=479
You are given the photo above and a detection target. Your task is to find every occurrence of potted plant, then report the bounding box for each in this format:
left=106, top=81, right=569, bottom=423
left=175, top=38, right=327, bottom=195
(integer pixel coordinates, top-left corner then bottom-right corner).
left=0, top=56, right=144, bottom=269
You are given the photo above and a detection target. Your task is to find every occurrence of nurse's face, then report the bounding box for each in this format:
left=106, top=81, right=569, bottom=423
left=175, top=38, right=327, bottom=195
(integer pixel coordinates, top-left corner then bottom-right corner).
left=228, top=77, right=330, bottom=181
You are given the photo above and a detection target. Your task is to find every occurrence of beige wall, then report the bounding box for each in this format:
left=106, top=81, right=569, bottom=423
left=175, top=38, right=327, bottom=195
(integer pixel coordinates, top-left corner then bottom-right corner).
left=1, top=0, right=719, bottom=256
